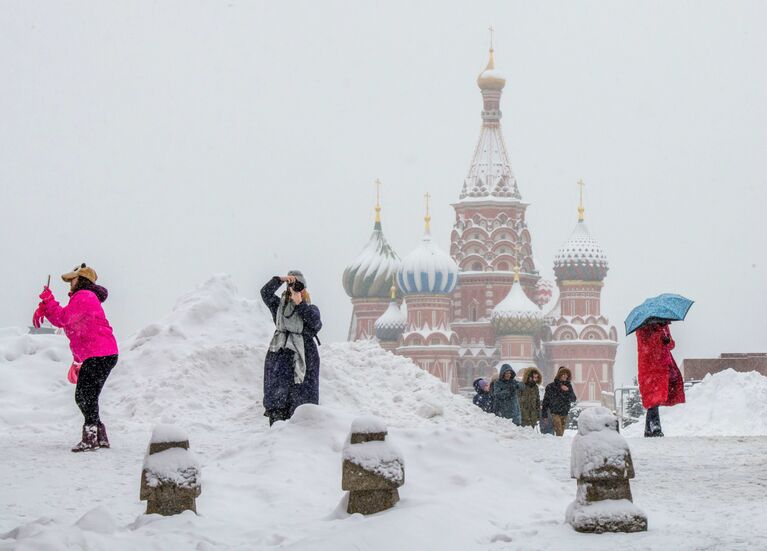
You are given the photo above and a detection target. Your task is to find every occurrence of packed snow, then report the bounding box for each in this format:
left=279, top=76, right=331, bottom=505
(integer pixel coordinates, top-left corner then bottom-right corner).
left=624, top=369, right=767, bottom=437
left=149, top=424, right=190, bottom=444
left=342, top=440, right=404, bottom=485
left=143, top=447, right=200, bottom=489
left=1, top=275, right=766, bottom=550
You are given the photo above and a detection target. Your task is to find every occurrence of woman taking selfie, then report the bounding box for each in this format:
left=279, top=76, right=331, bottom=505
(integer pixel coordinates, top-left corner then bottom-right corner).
left=32, top=263, right=119, bottom=452
left=260, top=271, right=322, bottom=425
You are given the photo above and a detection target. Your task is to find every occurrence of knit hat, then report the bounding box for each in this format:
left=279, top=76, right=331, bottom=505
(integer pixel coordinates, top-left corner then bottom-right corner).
left=478, top=378, right=490, bottom=391
left=61, top=263, right=97, bottom=283
left=288, top=270, right=307, bottom=288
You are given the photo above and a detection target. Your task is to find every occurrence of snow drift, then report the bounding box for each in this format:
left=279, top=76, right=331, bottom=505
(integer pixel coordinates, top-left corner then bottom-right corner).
left=624, top=369, right=767, bottom=437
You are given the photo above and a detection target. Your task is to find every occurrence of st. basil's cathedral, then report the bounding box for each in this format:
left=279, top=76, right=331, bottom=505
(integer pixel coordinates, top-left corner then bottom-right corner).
left=342, top=43, right=619, bottom=404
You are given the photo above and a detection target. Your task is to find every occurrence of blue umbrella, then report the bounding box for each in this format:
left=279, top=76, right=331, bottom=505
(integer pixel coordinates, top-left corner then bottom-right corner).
left=624, top=293, right=694, bottom=335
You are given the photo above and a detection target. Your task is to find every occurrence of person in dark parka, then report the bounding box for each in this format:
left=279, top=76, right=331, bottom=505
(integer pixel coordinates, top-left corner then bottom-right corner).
left=492, top=364, right=522, bottom=425
left=472, top=378, right=494, bottom=413
left=541, top=366, right=577, bottom=437
left=518, top=367, right=542, bottom=428
left=261, top=271, right=322, bottom=426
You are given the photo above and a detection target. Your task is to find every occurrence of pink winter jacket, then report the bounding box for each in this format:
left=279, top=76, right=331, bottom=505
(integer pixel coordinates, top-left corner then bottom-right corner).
left=41, top=290, right=119, bottom=363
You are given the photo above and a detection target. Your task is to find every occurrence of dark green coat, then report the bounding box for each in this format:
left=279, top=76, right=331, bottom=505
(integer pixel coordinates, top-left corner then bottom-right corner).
left=518, top=367, right=542, bottom=427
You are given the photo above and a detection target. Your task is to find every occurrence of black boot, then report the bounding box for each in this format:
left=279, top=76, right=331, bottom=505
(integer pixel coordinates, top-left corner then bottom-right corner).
left=97, top=422, right=110, bottom=448
left=72, top=424, right=100, bottom=452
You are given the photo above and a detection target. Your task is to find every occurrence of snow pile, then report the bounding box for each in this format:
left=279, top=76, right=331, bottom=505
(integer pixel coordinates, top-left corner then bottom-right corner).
left=625, top=369, right=767, bottom=437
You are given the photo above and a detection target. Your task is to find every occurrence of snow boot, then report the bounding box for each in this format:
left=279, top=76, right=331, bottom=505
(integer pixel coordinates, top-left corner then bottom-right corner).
left=72, top=424, right=100, bottom=452
left=97, top=422, right=110, bottom=448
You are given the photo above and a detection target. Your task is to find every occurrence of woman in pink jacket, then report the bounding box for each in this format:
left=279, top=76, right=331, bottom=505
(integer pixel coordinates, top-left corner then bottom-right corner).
left=33, top=264, right=119, bottom=452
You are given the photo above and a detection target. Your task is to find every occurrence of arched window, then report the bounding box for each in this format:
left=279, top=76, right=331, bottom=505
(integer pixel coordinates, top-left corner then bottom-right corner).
left=469, top=302, right=478, bottom=322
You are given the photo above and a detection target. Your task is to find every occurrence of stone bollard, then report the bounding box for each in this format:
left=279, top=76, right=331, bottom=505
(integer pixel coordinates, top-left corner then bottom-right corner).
left=342, top=416, right=404, bottom=515
left=566, top=407, right=647, bottom=533
left=139, top=424, right=201, bottom=516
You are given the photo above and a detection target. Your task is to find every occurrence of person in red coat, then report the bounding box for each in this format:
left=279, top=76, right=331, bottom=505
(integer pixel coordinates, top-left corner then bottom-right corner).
left=636, top=319, right=685, bottom=437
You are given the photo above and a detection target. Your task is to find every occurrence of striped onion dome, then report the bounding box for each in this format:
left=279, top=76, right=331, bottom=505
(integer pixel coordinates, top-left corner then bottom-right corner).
left=343, top=219, right=401, bottom=299
left=397, top=224, right=458, bottom=296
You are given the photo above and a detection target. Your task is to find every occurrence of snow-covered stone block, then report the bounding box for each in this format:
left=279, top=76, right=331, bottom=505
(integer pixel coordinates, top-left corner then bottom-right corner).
left=342, top=417, right=404, bottom=515
left=140, top=425, right=201, bottom=516
left=567, top=407, right=647, bottom=533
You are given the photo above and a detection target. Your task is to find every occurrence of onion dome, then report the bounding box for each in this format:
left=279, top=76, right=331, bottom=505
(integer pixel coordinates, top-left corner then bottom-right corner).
left=342, top=184, right=401, bottom=299
left=374, top=282, right=407, bottom=342
left=534, top=278, right=554, bottom=308
left=553, top=181, right=609, bottom=282
left=477, top=48, right=506, bottom=91
left=491, top=269, right=544, bottom=336
left=397, top=196, right=459, bottom=295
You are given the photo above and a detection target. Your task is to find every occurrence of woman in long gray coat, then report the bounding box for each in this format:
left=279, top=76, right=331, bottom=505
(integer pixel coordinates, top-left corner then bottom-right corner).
left=261, top=271, right=322, bottom=425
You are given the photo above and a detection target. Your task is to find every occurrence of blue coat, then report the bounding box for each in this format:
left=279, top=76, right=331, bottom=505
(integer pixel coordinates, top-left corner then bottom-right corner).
left=493, top=365, right=522, bottom=425
left=472, top=378, right=494, bottom=413
left=261, top=277, right=322, bottom=416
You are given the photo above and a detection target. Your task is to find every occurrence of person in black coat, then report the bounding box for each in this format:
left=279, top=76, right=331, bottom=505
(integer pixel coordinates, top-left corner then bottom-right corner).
left=261, top=271, right=322, bottom=426
left=472, top=378, right=494, bottom=414
left=540, top=366, right=577, bottom=437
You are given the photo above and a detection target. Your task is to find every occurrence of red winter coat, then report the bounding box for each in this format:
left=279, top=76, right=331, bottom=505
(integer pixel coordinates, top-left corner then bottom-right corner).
left=636, top=323, right=685, bottom=409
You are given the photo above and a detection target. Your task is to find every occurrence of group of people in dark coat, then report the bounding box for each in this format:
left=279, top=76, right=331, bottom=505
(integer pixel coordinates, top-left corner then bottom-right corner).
left=472, top=364, right=577, bottom=437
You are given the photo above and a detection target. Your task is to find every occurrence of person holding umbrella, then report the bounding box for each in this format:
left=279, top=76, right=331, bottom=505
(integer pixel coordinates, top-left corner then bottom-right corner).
left=626, top=294, right=692, bottom=437
left=32, top=264, right=119, bottom=451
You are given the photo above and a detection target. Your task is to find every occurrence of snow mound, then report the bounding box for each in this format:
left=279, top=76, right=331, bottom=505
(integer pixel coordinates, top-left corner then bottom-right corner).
left=625, top=369, right=767, bottom=437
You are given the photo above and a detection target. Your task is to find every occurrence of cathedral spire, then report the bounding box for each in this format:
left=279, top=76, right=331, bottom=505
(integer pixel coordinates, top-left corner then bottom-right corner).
left=461, top=40, right=520, bottom=202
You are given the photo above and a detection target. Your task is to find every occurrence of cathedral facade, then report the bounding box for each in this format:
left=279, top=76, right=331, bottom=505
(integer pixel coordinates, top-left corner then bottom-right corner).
left=342, top=45, right=618, bottom=404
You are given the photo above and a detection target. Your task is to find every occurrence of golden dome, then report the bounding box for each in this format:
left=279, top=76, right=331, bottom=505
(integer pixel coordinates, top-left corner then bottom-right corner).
left=477, top=48, right=506, bottom=91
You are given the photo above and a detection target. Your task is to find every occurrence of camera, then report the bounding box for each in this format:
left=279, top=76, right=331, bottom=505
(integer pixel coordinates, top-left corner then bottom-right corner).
left=289, top=280, right=305, bottom=293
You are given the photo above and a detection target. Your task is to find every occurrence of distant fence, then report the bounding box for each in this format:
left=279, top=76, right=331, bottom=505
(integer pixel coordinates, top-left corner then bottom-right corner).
left=603, top=381, right=702, bottom=429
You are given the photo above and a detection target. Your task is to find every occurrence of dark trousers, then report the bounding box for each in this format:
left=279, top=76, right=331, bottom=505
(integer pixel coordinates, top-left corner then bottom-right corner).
left=75, top=355, right=118, bottom=425
left=645, top=406, right=662, bottom=436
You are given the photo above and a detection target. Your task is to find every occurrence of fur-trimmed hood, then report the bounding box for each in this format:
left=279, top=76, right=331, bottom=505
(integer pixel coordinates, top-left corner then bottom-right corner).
left=554, top=366, right=572, bottom=382
left=520, top=367, right=542, bottom=385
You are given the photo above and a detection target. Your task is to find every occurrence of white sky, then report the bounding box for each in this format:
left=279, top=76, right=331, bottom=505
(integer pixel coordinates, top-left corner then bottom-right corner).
left=2, top=1, right=765, bottom=385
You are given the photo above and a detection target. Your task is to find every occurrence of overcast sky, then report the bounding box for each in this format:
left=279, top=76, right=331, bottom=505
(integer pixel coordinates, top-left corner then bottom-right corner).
left=2, top=1, right=765, bottom=385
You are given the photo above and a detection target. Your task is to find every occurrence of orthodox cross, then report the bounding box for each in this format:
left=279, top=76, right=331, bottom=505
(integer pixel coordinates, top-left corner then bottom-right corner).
left=488, top=25, right=495, bottom=50
left=374, top=178, right=382, bottom=223
left=578, top=179, right=586, bottom=222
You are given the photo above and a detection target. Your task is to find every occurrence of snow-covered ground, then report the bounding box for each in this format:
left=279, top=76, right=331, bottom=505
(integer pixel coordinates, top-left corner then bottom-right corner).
left=1, top=276, right=766, bottom=550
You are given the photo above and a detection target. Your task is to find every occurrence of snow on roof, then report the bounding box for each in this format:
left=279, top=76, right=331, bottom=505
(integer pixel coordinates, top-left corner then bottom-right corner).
left=343, top=224, right=401, bottom=299
left=490, top=279, right=543, bottom=335
left=374, top=300, right=407, bottom=332
left=459, top=124, right=521, bottom=202
left=398, top=232, right=458, bottom=295
left=553, top=221, right=608, bottom=280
